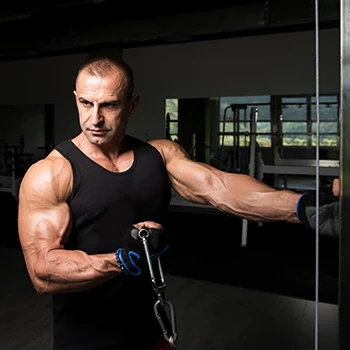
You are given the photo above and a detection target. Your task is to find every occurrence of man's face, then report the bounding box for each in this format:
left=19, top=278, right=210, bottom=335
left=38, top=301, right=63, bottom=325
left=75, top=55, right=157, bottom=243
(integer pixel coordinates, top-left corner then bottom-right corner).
left=73, top=69, right=138, bottom=146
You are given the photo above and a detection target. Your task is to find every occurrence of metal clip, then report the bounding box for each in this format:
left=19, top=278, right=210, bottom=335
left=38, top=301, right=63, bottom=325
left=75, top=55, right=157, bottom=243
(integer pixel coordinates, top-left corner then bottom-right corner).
left=154, top=298, right=178, bottom=348
left=138, top=228, right=178, bottom=349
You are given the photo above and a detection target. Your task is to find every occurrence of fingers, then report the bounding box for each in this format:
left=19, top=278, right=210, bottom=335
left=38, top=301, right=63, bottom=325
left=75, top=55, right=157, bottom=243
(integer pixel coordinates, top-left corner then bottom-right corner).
left=133, top=221, right=163, bottom=231
left=306, top=202, right=340, bottom=238
left=332, top=178, right=340, bottom=197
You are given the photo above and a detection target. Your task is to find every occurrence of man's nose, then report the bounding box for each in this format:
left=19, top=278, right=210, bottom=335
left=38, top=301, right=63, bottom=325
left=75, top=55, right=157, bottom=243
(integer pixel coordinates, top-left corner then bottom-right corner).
left=91, top=105, right=103, bottom=125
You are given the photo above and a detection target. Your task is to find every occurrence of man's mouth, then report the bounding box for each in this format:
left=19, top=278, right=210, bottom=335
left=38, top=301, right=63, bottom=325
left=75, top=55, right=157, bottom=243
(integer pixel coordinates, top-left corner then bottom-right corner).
left=90, top=129, right=108, bottom=136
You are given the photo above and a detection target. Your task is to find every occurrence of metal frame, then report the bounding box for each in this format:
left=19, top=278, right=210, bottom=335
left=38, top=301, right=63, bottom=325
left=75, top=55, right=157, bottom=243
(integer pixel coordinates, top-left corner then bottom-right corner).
left=339, top=1, right=350, bottom=349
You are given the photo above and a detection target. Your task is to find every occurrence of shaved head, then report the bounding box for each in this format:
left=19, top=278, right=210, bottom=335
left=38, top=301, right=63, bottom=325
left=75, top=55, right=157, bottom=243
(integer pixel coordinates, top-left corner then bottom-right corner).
left=75, top=56, right=135, bottom=100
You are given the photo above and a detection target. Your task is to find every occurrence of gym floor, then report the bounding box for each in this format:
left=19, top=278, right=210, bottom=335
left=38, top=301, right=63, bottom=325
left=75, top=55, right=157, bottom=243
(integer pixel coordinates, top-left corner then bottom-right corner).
left=0, top=193, right=339, bottom=349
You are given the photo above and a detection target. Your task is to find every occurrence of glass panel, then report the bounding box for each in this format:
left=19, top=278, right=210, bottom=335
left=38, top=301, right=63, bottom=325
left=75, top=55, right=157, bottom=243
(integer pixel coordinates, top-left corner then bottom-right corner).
left=220, top=135, right=234, bottom=146
left=256, top=105, right=270, bottom=121
left=282, top=122, right=307, bottom=146
left=311, top=95, right=338, bottom=103
left=170, top=135, right=178, bottom=142
left=239, top=121, right=250, bottom=133
left=312, top=122, right=338, bottom=134
left=311, top=135, right=338, bottom=147
left=169, top=121, right=178, bottom=134
left=219, top=122, right=234, bottom=133
left=311, top=122, right=338, bottom=147
left=283, top=136, right=307, bottom=146
left=257, top=121, right=271, bottom=134
left=311, top=103, right=338, bottom=121
left=257, top=135, right=271, bottom=147
left=220, top=109, right=235, bottom=122
left=220, top=120, right=271, bottom=147
left=281, top=104, right=307, bottom=121
left=219, top=122, right=250, bottom=146
left=240, top=135, right=250, bottom=147
left=165, top=99, right=178, bottom=120
left=282, top=97, right=307, bottom=103
left=282, top=122, right=307, bottom=133
left=220, top=96, right=270, bottom=120
left=219, top=108, right=254, bottom=122
left=257, top=122, right=271, bottom=147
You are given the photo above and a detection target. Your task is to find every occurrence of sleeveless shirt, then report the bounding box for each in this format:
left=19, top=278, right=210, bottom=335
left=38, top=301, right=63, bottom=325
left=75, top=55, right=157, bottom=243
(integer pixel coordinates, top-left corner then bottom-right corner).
left=52, top=135, right=172, bottom=349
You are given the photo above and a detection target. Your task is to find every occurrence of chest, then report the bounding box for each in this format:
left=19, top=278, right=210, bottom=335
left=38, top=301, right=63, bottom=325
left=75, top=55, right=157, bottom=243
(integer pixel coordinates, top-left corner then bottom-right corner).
left=70, top=156, right=171, bottom=220
left=91, top=150, right=134, bottom=173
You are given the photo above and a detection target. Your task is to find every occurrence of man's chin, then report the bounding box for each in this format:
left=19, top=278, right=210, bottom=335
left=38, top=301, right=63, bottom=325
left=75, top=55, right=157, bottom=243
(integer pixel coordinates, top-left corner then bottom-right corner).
left=85, top=134, right=109, bottom=146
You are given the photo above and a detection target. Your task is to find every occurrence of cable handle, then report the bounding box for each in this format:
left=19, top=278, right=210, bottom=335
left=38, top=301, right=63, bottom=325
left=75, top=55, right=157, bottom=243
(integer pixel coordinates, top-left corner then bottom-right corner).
left=138, top=228, right=178, bottom=348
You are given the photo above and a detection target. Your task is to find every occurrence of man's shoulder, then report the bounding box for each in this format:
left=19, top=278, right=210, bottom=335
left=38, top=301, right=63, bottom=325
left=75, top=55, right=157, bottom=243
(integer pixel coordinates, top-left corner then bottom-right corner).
left=23, top=150, right=72, bottom=185
left=18, top=152, right=72, bottom=204
left=148, top=138, right=178, bottom=148
left=148, top=138, right=188, bottom=162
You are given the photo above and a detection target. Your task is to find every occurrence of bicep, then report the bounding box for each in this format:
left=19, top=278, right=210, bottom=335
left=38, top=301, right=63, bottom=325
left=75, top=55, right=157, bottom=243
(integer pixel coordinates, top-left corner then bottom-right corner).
left=18, top=201, right=72, bottom=286
left=18, top=203, right=71, bottom=253
left=18, top=162, right=72, bottom=276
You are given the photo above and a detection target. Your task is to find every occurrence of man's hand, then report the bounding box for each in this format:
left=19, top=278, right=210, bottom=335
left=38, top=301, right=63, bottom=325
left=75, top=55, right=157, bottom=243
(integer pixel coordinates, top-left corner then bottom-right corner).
left=116, top=221, right=169, bottom=275
left=332, top=178, right=340, bottom=197
left=296, top=180, right=340, bottom=238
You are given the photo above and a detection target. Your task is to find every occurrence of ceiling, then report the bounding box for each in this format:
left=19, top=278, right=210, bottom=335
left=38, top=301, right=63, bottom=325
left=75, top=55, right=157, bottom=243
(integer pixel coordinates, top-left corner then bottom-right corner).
left=0, top=0, right=340, bottom=61
left=0, top=0, right=261, bottom=26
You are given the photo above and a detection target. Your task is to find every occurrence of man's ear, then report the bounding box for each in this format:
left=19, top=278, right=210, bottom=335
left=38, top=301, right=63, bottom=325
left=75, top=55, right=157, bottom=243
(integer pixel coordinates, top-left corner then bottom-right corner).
left=73, top=90, right=77, bottom=98
left=129, top=94, right=140, bottom=116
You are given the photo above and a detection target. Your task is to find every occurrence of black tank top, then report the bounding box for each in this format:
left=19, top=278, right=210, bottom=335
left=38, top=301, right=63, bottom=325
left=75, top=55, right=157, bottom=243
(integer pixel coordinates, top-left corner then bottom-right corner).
left=52, top=135, right=172, bottom=350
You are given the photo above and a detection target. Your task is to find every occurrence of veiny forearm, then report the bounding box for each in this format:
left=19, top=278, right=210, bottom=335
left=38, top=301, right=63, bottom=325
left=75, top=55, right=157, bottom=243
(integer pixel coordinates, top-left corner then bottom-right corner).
left=32, top=248, right=121, bottom=295
left=167, top=154, right=302, bottom=223
left=209, top=174, right=301, bottom=223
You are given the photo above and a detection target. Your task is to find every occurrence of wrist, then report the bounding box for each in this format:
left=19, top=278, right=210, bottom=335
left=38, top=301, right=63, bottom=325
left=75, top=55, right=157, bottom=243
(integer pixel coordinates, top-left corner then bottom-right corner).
left=295, top=192, right=307, bottom=223
left=295, top=190, right=315, bottom=228
left=115, top=248, right=125, bottom=273
left=115, top=247, right=143, bottom=276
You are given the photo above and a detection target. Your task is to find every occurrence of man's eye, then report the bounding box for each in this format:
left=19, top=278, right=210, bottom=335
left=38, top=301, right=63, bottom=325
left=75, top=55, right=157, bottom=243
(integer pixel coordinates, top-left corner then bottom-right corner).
left=103, top=103, right=117, bottom=109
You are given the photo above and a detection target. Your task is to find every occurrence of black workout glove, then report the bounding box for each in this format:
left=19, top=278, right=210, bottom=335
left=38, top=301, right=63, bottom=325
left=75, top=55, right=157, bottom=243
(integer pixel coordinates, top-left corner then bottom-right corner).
left=296, top=186, right=340, bottom=238
left=116, top=225, right=169, bottom=276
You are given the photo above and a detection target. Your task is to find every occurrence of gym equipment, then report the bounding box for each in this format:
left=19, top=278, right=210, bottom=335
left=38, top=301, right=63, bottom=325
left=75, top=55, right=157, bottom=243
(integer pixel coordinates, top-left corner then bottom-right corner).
left=241, top=107, right=259, bottom=247
left=138, top=227, right=178, bottom=349
left=218, top=102, right=270, bottom=174
left=0, top=146, right=22, bottom=200
left=218, top=104, right=339, bottom=181
left=115, top=227, right=178, bottom=347
left=116, top=226, right=169, bottom=276
left=188, top=132, right=212, bottom=163
left=0, top=139, right=35, bottom=201
left=189, top=133, right=197, bottom=161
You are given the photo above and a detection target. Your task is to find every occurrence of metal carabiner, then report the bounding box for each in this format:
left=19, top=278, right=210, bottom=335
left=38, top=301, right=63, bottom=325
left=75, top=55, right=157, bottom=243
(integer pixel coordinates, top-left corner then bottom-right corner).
left=154, top=299, right=178, bottom=348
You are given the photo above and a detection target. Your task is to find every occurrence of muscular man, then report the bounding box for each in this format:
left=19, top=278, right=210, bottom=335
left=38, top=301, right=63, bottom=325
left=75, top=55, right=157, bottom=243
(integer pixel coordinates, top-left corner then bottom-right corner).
left=17, top=56, right=339, bottom=350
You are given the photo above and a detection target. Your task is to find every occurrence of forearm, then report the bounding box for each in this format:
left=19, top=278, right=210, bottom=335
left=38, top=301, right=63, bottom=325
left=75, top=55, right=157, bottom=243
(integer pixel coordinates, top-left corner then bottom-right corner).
left=32, top=248, right=122, bottom=295
left=210, top=174, right=301, bottom=223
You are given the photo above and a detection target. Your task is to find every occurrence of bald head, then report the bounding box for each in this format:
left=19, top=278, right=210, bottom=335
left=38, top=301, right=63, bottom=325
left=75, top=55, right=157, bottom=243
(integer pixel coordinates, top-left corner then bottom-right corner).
left=75, top=56, right=135, bottom=100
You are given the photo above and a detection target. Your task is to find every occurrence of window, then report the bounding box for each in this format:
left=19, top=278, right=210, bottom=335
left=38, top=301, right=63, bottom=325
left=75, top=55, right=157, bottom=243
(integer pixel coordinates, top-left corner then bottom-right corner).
left=311, top=95, right=338, bottom=147
left=280, top=95, right=339, bottom=147
left=281, top=97, right=308, bottom=146
left=219, top=96, right=271, bottom=147
left=165, top=99, right=178, bottom=141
